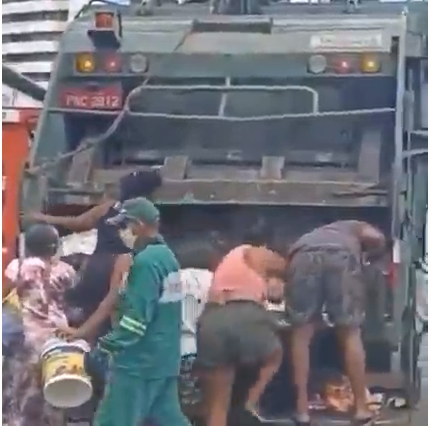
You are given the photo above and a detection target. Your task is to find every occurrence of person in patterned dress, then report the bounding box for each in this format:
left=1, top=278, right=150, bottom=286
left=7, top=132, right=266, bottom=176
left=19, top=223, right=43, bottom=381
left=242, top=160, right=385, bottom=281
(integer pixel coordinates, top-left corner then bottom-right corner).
left=2, top=224, right=76, bottom=426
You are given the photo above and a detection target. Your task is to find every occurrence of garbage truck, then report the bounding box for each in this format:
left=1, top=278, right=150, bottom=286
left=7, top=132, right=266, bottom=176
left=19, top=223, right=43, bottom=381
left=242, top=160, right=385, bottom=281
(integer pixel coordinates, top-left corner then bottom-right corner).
left=22, top=0, right=428, bottom=424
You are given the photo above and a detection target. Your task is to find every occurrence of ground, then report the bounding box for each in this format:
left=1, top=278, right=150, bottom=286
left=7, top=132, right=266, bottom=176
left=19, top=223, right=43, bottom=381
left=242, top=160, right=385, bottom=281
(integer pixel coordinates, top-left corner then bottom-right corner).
left=411, top=335, right=428, bottom=426
left=69, top=336, right=428, bottom=426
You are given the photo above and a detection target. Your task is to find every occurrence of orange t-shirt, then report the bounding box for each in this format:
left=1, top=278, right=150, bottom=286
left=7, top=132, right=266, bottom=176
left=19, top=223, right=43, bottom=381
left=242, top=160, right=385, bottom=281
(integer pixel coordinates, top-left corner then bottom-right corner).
left=209, top=245, right=267, bottom=304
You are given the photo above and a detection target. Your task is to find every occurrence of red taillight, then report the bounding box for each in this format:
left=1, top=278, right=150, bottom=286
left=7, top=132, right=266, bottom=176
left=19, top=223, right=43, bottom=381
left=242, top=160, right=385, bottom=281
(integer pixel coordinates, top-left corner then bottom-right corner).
left=308, top=54, right=381, bottom=75
left=103, top=54, right=122, bottom=73
left=386, top=261, right=397, bottom=288
left=95, top=12, right=114, bottom=29
left=334, top=58, right=353, bottom=74
left=387, top=240, right=401, bottom=288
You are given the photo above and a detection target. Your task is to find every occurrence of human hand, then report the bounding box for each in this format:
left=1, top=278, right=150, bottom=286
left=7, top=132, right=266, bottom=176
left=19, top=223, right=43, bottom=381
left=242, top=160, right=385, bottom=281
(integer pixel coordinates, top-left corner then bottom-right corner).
left=266, top=276, right=285, bottom=304
left=55, top=325, right=81, bottom=341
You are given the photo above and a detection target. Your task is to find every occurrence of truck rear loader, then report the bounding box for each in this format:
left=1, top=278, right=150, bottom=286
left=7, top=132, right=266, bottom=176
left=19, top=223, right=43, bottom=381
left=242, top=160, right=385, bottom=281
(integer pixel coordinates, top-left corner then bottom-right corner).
left=23, top=0, right=428, bottom=424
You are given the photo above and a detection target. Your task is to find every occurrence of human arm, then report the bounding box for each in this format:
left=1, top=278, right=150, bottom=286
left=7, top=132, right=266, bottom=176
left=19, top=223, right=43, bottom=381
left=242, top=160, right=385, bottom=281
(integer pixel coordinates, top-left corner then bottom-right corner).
left=26, top=202, right=113, bottom=232
left=243, top=246, right=286, bottom=277
left=97, top=253, right=159, bottom=355
left=59, top=254, right=132, bottom=340
left=356, top=222, right=386, bottom=259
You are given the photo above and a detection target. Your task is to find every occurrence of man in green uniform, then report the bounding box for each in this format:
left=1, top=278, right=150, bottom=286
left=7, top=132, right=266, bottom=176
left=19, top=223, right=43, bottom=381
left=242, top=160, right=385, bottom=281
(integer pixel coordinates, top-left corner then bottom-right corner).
left=90, top=197, right=190, bottom=426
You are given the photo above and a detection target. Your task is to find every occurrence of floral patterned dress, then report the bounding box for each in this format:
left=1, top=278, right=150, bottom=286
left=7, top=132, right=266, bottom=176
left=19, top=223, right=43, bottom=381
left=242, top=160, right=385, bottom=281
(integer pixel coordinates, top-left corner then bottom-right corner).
left=2, top=257, right=76, bottom=426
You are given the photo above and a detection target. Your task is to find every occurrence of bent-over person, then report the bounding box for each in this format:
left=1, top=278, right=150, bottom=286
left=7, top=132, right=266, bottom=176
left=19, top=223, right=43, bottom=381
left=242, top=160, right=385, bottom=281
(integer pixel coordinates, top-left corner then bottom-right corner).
left=196, top=230, right=286, bottom=426
left=286, top=220, right=386, bottom=426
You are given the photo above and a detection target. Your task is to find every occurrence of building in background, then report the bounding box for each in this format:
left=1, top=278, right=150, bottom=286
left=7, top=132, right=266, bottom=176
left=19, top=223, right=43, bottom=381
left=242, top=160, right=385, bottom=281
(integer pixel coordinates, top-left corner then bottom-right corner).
left=1, top=0, right=95, bottom=107
left=2, top=0, right=71, bottom=88
left=2, top=0, right=128, bottom=107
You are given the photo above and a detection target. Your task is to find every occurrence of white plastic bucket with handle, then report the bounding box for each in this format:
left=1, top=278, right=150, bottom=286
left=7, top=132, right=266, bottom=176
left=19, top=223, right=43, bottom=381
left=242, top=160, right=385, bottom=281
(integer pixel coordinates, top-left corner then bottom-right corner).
left=40, top=338, right=93, bottom=408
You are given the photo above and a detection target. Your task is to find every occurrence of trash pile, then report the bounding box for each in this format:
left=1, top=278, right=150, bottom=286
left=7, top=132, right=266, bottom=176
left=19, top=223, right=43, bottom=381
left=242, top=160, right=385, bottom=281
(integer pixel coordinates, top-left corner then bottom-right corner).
left=308, top=375, right=407, bottom=415
left=60, top=229, right=97, bottom=256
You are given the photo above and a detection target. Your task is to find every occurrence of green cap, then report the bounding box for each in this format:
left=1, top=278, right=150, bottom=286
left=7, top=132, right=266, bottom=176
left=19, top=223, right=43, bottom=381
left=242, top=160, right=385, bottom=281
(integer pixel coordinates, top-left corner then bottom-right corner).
left=110, top=197, right=160, bottom=226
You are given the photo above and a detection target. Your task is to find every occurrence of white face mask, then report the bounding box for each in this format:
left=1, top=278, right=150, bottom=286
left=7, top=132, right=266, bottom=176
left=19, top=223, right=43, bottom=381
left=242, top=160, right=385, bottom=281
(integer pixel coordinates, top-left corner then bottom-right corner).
left=118, top=228, right=137, bottom=249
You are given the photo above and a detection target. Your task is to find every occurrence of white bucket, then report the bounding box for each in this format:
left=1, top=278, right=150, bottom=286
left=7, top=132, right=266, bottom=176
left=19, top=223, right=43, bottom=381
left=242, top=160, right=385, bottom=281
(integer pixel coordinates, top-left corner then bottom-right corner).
left=40, top=338, right=93, bottom=409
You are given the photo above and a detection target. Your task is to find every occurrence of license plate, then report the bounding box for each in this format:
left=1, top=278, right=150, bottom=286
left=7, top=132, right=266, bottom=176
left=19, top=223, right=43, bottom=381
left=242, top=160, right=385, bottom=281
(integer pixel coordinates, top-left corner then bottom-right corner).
left=59, top=85, right=122, bottom=110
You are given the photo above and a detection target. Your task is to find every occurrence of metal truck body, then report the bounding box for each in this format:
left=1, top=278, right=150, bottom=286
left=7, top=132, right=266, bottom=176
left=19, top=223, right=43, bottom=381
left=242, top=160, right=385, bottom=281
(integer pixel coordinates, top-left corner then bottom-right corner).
left=24, top=0, right=428, bottom=424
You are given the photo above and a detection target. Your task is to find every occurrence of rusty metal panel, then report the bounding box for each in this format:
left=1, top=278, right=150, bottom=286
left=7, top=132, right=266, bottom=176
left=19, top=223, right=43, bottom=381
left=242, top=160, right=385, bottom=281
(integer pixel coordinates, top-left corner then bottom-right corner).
left=150, top=179, right=388, bottom=206
left=93, top=165, right=364, bottom=183
left=59, top=165, right=389, bottom=207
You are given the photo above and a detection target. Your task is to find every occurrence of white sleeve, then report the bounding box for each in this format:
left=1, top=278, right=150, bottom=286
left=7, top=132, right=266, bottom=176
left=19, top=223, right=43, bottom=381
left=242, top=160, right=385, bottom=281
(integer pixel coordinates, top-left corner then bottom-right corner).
left=183, top=294, right=201, bottom=335
left=4, top=259, right=19, bottom=281
left=181, top=269, right=213, bottom=332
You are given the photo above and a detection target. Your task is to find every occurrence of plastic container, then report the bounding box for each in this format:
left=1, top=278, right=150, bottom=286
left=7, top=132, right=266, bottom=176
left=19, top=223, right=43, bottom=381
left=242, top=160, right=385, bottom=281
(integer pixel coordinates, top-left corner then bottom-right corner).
left=40, top=338, right=92, bottom=408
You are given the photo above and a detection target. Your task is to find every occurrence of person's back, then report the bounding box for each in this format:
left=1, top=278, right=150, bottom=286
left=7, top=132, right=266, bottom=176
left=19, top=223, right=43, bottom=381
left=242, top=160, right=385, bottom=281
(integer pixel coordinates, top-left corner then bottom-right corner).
left=2, top=224, right=72, bottom=428
left=94, top=202, right=130, bottom=255
left=197, top=242, right=284, bottom=426
left=115, top=241, right=182, bottom=378
left=11, top=257, right=75, bottom=349
left=286, top=220, right=385, bottom=425
left=66, top=203, right=130, bottom=335
left=290, top=220, right=363, bottom=257
left=210, top=245, right=266, bottom=303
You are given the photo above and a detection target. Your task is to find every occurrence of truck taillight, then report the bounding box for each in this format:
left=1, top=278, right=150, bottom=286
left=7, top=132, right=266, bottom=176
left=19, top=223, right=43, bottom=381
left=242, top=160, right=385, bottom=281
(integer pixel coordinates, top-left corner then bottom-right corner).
left=103, top=54, right=122, bottom=73
left=386, top=261, right=398, bottom=288
left=387, top=239, right=401, bottom=288
left=361, top=55, right=380, bottom=73
left=334, top=58, right=352, bottom=74
left=76, top=53, right=96, bottom=73
left=95, top=12, right=114, bottom=29
left=308, top=54, right=381, bottom=74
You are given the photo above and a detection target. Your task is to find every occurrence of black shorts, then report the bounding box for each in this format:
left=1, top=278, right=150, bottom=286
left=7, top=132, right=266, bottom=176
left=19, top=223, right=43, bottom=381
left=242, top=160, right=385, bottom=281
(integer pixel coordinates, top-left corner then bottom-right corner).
left=196, top=301, right=281, bottom=369
left=286, top=248, right=366, bottom=327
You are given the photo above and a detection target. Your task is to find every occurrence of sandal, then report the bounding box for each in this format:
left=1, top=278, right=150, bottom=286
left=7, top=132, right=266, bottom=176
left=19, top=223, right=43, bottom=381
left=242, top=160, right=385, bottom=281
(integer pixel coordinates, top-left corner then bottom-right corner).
left=351, top=415, right=375, bottom=426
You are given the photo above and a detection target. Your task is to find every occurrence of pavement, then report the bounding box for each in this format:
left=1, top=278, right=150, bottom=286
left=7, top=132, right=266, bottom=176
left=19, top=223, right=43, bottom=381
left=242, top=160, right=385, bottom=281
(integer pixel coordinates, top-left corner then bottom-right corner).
left=410, top=335, right=428, bottom=426
left=69, top=336, right=428, bottom=426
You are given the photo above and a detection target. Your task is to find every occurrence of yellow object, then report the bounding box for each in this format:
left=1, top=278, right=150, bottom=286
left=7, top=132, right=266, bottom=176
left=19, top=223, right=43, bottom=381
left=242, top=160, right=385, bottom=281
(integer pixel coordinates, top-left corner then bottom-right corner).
left=361, top=55, right=380, bottom=73
left=75, top=54, right=96, bottom=73
left=3, top=289, right=21, bottom=312
left=41, top=338, right=92, bottom=408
